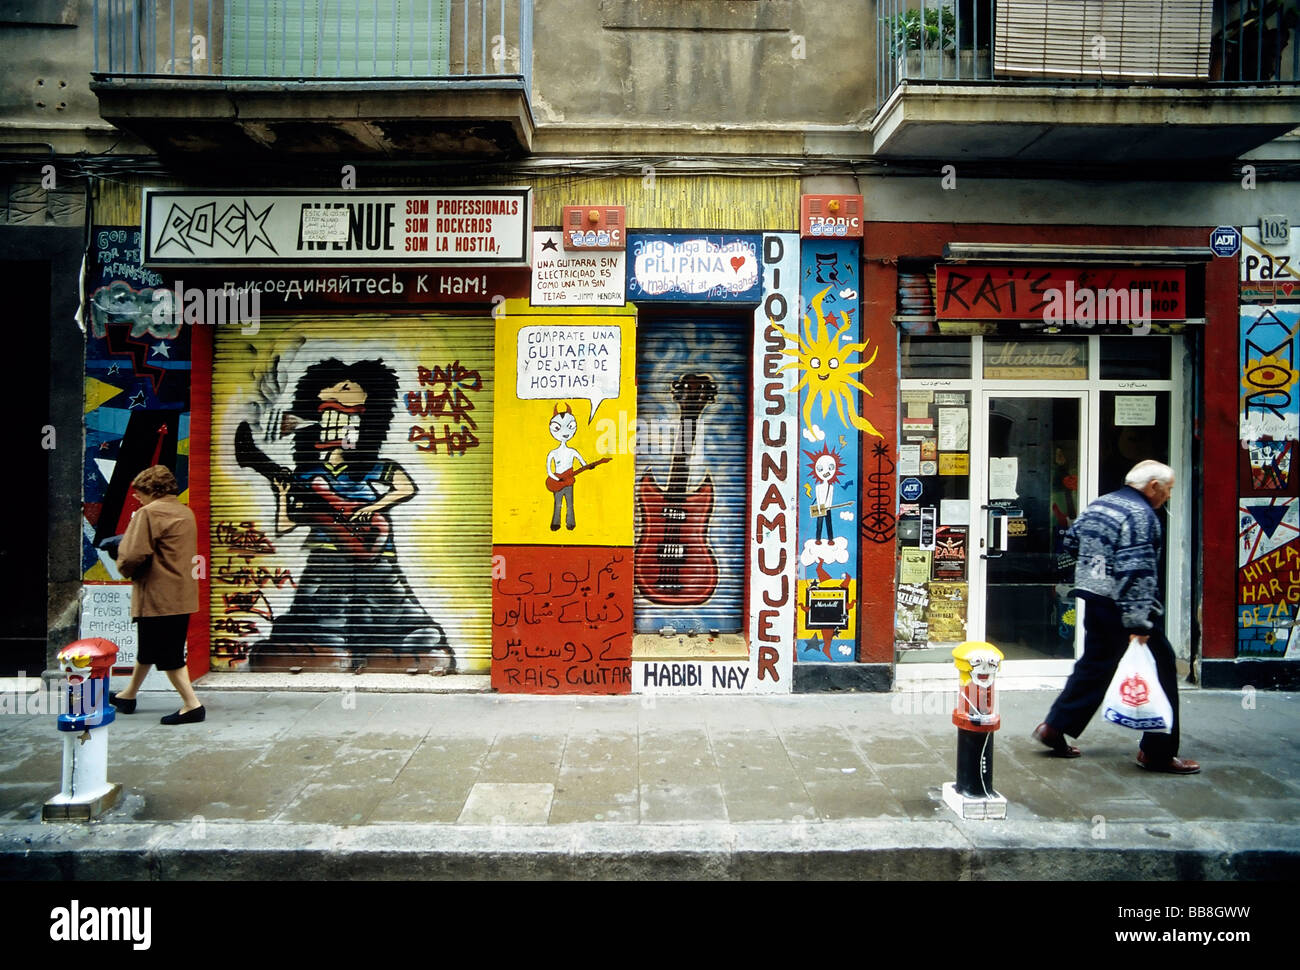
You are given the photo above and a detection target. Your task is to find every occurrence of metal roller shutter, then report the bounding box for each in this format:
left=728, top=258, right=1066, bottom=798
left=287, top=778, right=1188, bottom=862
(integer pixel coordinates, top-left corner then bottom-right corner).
left=209, top=314, right=493, bottom=673
left=634, top=316, right=750, bottom=635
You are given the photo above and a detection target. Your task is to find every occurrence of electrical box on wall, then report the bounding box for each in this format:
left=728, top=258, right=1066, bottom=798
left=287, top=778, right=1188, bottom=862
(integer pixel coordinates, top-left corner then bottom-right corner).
left=801, top=195, right=863, bottom=239
left=561, top=206, right=626, bottom=250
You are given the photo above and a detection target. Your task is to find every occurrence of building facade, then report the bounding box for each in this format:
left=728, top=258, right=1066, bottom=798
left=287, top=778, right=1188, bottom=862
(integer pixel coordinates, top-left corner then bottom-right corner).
left=4, top=0, right=1299, bottom=691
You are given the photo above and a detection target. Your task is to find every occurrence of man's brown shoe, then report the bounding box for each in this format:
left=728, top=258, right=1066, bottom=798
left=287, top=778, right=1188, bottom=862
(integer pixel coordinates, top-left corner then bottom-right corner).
left=1032, top=722, right=1081, bottom=758
left=1136, top=751, right=1200, bottom=774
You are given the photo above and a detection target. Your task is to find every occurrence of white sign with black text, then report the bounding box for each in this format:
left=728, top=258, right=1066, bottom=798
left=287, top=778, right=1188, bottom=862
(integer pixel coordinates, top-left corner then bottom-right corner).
left=529, top=232, right=626, bottom=306
left=143, top=188, right=532, bottom=267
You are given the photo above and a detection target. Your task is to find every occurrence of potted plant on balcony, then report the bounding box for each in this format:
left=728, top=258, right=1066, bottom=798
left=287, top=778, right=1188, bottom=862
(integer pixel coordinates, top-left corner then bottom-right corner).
left=892, top=5, right=953, bottom=78
left=889, top=4, right=989, bottom=80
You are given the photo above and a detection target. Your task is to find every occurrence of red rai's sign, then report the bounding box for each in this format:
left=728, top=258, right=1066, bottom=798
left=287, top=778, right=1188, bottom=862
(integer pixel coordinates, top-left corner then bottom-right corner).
left=1119, top=674, right=1151, bottom=707
left=935, top=266, right=1186, bottom=321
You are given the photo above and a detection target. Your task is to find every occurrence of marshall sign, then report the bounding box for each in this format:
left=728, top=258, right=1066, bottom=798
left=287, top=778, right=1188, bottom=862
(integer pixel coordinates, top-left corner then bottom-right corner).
left=142, top=188, right=532, bottom=268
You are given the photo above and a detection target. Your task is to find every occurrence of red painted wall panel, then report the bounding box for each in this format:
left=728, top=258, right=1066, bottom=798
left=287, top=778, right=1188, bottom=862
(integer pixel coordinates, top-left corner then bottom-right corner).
left=187, top=321, right=213, bottom=678
left=1202, top=251, right=1238, bottom=659
left=491, top=544, right=634, bottom=693
left=859, top=260, right=900, bottom=664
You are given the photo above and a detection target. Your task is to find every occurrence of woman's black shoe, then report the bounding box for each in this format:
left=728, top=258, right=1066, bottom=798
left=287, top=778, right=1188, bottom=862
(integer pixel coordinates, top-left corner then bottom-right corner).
left=160, top=705, right=205, bottom=725
left=109, top=692, right=136, bottom=715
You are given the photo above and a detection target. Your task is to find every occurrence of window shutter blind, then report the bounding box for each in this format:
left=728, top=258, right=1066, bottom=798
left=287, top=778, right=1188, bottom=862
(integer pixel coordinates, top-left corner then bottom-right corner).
left=995, top=0, right=1212, bottom=80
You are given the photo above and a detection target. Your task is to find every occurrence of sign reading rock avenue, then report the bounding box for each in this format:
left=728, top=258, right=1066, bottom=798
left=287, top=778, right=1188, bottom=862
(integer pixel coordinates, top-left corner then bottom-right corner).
left=142, top=188, right=533, bottom=268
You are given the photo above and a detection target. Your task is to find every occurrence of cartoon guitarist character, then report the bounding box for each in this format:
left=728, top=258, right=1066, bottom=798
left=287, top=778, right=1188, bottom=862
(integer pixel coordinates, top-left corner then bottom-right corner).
left=233, top=358, right=449, bottom=673
left=806, top=445, right=847, bottom=543
left=546, top=402, right=586, bottom=531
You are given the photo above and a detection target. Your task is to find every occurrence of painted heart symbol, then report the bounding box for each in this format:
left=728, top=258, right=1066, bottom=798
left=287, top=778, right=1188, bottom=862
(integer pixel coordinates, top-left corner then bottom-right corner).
left=730, top=256, right=745, bottom=273
left=1282, top=282, right=1295, bottom=296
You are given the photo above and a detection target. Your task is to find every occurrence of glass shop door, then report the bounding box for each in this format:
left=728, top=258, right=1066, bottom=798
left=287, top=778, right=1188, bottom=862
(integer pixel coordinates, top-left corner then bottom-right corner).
left=970, top=391, right=1088, bottom=673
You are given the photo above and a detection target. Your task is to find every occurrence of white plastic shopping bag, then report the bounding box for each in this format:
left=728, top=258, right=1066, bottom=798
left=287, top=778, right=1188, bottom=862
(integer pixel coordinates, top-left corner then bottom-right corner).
left=1101, top=636, right=1173, bottom=733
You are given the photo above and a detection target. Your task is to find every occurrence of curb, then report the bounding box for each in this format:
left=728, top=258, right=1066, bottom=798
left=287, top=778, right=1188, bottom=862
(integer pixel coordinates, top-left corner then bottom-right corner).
left=4, top=820, right=1298, bottom=880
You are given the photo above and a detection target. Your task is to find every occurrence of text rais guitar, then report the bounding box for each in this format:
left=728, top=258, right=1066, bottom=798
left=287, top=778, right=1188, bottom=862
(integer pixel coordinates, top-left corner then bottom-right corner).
left=634, top=374, right=719, bottom=606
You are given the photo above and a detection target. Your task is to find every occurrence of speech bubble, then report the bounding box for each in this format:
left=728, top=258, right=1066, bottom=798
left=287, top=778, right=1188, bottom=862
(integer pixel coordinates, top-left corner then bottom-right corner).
left=517, top=325, right=621, bottom=423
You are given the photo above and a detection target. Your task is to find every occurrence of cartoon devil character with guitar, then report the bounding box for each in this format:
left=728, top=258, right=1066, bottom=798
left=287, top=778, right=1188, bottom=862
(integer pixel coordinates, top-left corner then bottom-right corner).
left=544, top=402, right=610, bottom=530
left=233, top=358, right=450, bottom=672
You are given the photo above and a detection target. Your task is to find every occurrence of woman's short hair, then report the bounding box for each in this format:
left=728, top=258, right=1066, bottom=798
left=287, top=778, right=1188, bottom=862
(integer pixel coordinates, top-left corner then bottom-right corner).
left=131, top=465, right=181, bottom=497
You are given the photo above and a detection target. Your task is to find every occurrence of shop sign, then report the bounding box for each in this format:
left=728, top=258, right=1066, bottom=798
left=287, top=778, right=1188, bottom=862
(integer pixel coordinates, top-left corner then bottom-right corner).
left=142, top=188, right=532, bottom=267
left=530, top=231, right=626, bottom=307
left=934, top=266, right=1185, bottom=321
left=626, top=234, right=761, bottom=302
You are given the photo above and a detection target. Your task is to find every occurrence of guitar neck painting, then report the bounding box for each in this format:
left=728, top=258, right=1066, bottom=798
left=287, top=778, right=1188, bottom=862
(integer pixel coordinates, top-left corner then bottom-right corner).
left=634, top=372, right=720, bottom=606
left=634, top=317, right=750, bottom=635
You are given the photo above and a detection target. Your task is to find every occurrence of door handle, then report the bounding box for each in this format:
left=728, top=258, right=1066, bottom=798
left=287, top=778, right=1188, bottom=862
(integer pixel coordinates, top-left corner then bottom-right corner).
left=981, top=505, right=1023, bottom=559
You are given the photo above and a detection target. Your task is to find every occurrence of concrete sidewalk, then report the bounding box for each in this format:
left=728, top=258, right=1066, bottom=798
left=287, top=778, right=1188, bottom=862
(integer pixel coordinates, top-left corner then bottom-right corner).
left=1, top=683, right=1297, bottom=879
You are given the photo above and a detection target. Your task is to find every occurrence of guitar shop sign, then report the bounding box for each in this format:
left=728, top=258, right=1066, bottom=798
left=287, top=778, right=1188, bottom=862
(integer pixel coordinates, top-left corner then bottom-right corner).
left=935, top=266, right=1185, bottom=322
left=142, top=188, right=532, bottom=268
left=627, top=234, right=762, bottom=303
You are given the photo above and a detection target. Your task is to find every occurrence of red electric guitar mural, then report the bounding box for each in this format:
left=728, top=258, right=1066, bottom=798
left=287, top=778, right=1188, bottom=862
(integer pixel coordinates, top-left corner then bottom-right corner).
left=544, top=456, right=611, bottom=492
left=303, top=476, right=391, bottom=557
left=634, top=374, right=719, bottom=605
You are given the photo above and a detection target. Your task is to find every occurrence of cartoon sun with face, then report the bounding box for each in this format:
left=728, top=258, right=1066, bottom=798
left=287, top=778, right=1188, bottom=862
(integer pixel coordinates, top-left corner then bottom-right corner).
left=777, top=286, right=882, bottom=438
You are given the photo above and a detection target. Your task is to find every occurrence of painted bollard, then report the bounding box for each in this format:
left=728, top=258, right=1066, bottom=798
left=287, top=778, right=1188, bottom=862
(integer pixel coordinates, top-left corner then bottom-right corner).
left=942, top=641, right=1008, bottom=820
left=43, top=638, right=123, bottom=821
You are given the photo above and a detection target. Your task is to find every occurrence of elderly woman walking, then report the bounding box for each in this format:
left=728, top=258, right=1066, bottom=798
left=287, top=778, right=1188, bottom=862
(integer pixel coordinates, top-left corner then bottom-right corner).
left=109, top=464, right=206, bottom=725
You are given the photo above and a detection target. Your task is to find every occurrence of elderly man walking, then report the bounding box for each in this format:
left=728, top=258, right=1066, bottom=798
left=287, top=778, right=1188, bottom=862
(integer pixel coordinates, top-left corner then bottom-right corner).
left=1033, top=459, right=1199, bottom=774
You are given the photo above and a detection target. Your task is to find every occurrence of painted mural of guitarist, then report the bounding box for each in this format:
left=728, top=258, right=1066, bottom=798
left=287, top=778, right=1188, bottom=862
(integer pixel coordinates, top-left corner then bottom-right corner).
left=233, top=358, right=449, bottom=672
left=546, top=402, right=588, bottom=531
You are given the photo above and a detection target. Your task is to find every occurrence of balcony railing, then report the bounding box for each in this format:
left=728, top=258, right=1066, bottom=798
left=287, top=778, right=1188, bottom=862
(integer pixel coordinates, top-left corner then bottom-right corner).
left=92, top=0, right=533, bottom=96
left=876, top=0, right=1300, bottom=111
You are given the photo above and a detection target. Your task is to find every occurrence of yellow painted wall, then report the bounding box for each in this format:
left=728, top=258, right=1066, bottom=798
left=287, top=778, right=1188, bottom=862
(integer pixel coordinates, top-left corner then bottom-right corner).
left=493, top=298, right=636, bottom=546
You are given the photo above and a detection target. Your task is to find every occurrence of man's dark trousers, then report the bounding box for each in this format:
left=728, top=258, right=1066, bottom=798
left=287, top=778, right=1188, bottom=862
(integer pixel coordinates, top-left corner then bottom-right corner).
left=1046, top=594, right=1179, bottom=760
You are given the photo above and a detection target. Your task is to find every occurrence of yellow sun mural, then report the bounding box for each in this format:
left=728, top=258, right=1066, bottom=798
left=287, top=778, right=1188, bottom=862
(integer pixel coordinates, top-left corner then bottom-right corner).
left=777, top=286, right=882, bottom=438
